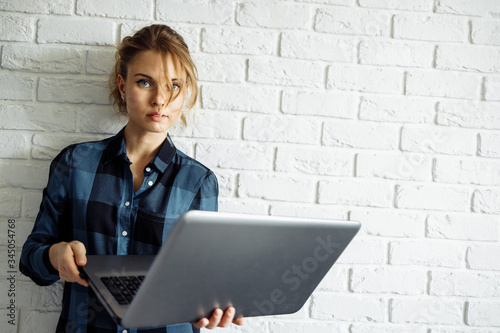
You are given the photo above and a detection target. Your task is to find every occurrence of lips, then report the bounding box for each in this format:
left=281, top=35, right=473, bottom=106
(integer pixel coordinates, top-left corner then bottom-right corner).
left=147, top=112, right=167, bottom=121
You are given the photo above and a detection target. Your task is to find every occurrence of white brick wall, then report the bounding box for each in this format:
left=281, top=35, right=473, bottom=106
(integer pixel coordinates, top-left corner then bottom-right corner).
left=1, top=1, right=499, bottom=332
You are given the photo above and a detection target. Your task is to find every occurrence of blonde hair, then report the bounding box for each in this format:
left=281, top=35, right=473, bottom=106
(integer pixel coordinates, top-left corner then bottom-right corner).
left=109, top=24, right=198, bottom=126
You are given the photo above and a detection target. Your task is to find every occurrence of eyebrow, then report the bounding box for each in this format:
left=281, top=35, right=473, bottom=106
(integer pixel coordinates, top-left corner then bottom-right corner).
left=134, top=73, right=180, bottom=82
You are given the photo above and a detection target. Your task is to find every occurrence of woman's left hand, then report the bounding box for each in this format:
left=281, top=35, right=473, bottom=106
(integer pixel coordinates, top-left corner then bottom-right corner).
left=193, top=307, right=244, bottom=329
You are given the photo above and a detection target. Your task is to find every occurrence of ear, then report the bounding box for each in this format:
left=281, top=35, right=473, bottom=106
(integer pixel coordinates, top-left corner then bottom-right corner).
left=117, top=75, right=126, bottom=95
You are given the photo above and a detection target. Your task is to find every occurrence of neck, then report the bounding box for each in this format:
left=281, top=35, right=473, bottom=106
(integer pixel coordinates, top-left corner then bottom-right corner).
left=123, top=124, right=167, bottom=164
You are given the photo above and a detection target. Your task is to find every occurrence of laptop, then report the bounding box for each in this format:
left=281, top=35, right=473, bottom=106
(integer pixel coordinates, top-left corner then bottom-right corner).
left=82, top=210, right=360, bottom=328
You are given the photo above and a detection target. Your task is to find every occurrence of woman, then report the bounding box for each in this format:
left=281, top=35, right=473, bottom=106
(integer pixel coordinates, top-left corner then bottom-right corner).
left=20, top=24, right=243, bottom=333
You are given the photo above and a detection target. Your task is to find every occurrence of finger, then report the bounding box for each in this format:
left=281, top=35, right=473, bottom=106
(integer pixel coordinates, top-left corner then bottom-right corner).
left=206, top=308, right=223, bottom=330
left=233, top=317, right=244, bottom=326
left=218, top=307, right=235, bottom=327
left=70, top=241, right=87, bottom=266
left=192, top=318, right=209, bottom=329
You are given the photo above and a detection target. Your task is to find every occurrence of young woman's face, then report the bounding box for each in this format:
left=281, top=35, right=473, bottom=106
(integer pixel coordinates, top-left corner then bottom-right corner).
left=118, top=50, right=187, bottom=135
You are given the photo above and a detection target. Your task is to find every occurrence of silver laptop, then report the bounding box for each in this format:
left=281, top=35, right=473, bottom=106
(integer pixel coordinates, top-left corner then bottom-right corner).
left=82, top=210, right=360, bottom=328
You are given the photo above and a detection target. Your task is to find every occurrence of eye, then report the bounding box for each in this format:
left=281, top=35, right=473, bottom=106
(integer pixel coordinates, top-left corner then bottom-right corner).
left=172, top=83, right=179, bottom=91
left=137, top=79, right=151, bottom=88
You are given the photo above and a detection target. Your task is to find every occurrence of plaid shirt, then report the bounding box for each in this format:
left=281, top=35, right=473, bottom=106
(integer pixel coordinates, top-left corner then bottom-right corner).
left=20, top=128, right=218, bottom=333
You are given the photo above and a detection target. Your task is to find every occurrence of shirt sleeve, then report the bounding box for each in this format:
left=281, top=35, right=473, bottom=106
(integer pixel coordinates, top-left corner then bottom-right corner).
left=20, top=146, right=73, bottom=286
left=189, top=171, right=219, bottom=212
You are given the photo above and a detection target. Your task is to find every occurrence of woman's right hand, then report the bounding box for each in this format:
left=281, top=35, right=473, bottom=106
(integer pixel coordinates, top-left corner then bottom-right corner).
left=48, top=241, right=89, bottom=287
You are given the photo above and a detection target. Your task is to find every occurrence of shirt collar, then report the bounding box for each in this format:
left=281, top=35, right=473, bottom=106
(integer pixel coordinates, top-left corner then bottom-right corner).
left=103, top=127, right=176, bottom=173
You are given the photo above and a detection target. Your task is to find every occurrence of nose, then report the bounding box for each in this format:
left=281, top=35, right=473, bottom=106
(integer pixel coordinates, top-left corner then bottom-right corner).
left=152, top=88, right=167, bottom=107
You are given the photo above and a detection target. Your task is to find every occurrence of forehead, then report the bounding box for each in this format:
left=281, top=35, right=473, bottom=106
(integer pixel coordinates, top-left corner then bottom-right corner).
left=127, top=50, right=184, bottom=79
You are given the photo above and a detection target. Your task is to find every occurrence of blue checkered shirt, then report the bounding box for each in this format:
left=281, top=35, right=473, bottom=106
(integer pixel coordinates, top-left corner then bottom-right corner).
left=20, top=128, right=218, bottom=333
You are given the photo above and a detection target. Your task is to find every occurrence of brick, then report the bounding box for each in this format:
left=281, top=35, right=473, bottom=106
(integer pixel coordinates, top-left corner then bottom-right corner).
left=269, top=204, right=347, bottom=220
left=276, top=146, right=353, bottom=176
left=318, top=179, right=393, bottom=207
left=2, top=44, right=82, bottom=74
left=201, top=84, right=278, bottom=113
left=23, top=192, right=43, bottom=219
left=434, top=158, right=500, bottom=186
left=218, top=198, right=268, bottom=215
left=357, top=152, right=432, bottom=181
left=358, top=0, right=432, bottom=11
left=350, top=210, right=425, bottom=238
left=359, top=41, right=433, bottom=68
left=317, top=266, right=349, bottom=292
left=238, top=173, right=315, bottom=203
left=337, top=238, right=386, bottom=265
left=269, top=321, right=346, bottom=333
left=0, top=74, right=34, bottom=101
left=236, top=2, right=311, bottom=29
left=0, top=132, right=30, bottom=159
left=315, top=7, right=391, bottom=36
left=401, top=126, right=476, bottom=156
left=77, top=105, right=127, bottom=135
left=436, top=45, right=500, bottom=73
left=472, top=19, right=500, bottom=46
left=327, top=66, right=402, bottom=94
left=395, top=184, right=470, bottom=212
left=352, top=267, right=427, bottom=295
left=430, top=270, right=500, bottom=297
left=390, top=298, right=463, bottom=325
left=282, top=90, right=357, bottom=119
left=0, top=191, right=22, bottom=217
left=406, top=71, right=481, bottom=99
left=467, top=245, right=500, bottom=271
left=0, top=14, right=34, bottom=42
left=157, top=0, right=233, bottom=24
left=38, top=77, right=110, bottom=105
left=248, top=58, right=324, bottom=88
left=195, top=141, right=273, bottom=171
left=121, top=23, right=199, bottom=53
left=176, top=110, right=241, bottom=140
left=437, top=101, right=500, bottom=130
left=311, top=294, right=386, bottom=322
left=0, top=309, right=17, bottom=333
left=427, top=214, right=499, bottom=241
left=322, top=121, right=399, bottom=150
left=31, top=133, right=96, bottom=160
left=472, top=189, right=500, bottom=214
left=390, top=240, right=465, bottom=268
left=351, top=323, right=427, bottom=333
left=243, top=116, right=320, bottom=144
left=193, top=54, right=245, bottom=83
left=38, top=17, right=116, bottom=45
left=467, top=301, right=500, bottom=327
left=18, top=310, right=60, bottom=333
left=435, top=0, right=500, bottom=17
left=478, top=132, right=500, bottom=157
left=359, top=96, right=435, bottom=124
left=484, top=77, right=500, bottom=101
left=86, top=48, right=116, bottom=75
left=281, top=32, right=355, bottom=62
left=17, top=280, right=63, bottom=308
left=211, top=170, right=234, bottom=198
left=77, top=0, right=152, bottom=20
left=394, top=14, right=467, bottom=42
left=0, top=0, right=72, bottom=14
left=0, top=161, right=49, bottom=189
left=201, top=27, right=278, bottom=55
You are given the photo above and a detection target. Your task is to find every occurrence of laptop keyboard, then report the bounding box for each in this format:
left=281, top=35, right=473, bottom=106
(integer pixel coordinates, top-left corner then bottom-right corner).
left=101, top=276, right=145, bottom=305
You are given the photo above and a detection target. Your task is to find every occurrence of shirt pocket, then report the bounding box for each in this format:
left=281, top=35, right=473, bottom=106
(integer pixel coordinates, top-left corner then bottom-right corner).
left=132, top=210, right=179, bottom=254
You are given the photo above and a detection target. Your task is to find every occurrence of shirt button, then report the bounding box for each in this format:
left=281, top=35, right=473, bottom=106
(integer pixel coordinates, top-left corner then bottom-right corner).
left=124, top=201, right=130, bottom=207
left=122, top=231, right=128, bottom=237
left=148, top=180, right=153, bottom=186
left=145, top=167, right=151, bottom=172
left=122, top=330, right=127, bottom=333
